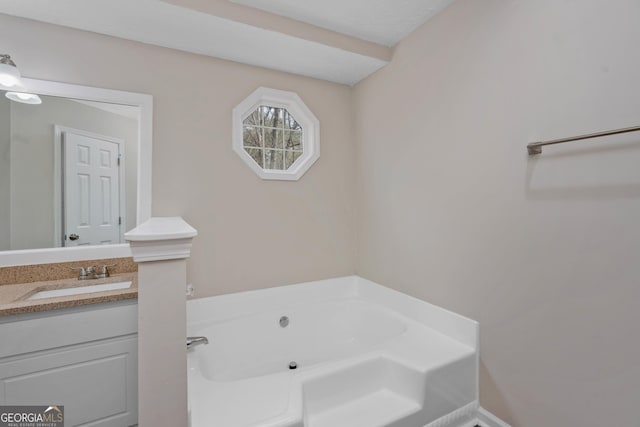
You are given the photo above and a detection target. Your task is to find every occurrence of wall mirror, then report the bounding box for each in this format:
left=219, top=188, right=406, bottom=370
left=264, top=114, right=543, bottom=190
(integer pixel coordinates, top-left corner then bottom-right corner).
left=0, top=78, right=152, bottom=266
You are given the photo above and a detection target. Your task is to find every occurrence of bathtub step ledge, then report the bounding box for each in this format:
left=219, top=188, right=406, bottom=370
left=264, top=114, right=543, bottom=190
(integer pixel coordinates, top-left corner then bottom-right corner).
left=308, top=389, right=421, bottom=427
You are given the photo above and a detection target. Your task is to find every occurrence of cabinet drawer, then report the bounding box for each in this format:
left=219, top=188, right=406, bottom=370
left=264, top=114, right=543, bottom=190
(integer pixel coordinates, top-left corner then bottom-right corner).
left=0, top=301, right=137, bottom=358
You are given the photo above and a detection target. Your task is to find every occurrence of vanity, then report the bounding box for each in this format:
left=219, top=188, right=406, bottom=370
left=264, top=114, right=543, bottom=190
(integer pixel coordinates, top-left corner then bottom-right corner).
left=0, top=75, right=153, bottom=426
left=0, top=258, right=139, bottom=426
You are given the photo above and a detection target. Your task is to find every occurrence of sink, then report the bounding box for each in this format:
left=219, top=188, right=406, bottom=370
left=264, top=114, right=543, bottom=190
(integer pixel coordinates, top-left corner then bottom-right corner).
left=26, top=281, right=133, bottom=301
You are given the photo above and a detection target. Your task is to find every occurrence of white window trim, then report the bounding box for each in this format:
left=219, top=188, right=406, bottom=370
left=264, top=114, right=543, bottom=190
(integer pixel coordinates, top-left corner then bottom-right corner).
left=232, top=87, right=320, bottom=181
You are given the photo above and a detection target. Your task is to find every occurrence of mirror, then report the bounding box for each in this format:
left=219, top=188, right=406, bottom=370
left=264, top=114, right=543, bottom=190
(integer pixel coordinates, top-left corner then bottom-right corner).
left=0, top=78, right=152, bottom=265
left=1, top=93, right=139, bottom=250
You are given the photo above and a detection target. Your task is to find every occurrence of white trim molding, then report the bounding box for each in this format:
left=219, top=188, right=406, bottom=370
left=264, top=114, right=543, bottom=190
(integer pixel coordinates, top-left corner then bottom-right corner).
left=476, top=406, right=511, bottom=427
left=421, top=404, right=510, bottom=427
left=0, top=244, right=132, bottom=267
left=125, top=239, right=194, bottom=263
left=232, top=87, right=320, bottom=181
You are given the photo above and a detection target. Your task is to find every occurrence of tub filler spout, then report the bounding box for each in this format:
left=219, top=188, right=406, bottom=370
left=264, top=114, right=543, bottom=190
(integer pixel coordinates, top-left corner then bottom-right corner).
left=186, top=336, right=209, bottom=350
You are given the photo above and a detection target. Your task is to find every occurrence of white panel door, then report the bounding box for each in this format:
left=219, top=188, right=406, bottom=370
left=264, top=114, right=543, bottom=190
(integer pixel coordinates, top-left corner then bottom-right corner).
left=63, top=131, right=122, bottom=246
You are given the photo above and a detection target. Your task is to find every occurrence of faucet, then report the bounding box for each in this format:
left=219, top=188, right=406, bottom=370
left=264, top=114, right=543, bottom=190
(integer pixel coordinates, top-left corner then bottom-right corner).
left=186, top=336, right=209, bottom=350
left=71, top=264, right=117, bottom=280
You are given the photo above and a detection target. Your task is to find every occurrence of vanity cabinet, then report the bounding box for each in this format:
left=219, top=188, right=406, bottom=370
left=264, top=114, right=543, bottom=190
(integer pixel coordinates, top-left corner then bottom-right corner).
left=0, top=300, right=137, bottom=426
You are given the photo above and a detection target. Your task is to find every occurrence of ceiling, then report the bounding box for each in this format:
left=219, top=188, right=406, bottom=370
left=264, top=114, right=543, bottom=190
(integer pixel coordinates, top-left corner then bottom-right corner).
left=0, top=0, right=455, bottom=85
left=230, top=0, right=456, bottom=47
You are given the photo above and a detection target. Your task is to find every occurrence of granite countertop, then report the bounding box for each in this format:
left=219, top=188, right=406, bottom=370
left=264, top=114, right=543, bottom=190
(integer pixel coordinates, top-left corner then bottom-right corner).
left=0, top=272, right=138, bottom=316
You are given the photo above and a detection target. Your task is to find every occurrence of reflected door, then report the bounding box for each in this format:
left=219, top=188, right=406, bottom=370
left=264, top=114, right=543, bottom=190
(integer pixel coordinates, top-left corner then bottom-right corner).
left=63, top=130, right=123, bottom=246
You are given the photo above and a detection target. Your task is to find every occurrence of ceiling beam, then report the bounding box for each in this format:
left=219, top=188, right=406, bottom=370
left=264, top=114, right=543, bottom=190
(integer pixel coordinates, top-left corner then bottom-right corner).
left=164, top=0, right=392, bottom=62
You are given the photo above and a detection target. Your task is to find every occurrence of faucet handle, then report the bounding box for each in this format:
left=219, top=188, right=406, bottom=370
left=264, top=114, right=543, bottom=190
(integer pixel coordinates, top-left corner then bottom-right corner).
left=96, top=264, right=117, bottom=278
left=71, top=266, right=95, bottom=280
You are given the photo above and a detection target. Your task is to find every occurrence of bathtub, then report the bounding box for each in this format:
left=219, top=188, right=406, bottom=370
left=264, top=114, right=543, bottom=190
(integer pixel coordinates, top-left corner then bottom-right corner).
left=187, top=276, right=479, bottom=427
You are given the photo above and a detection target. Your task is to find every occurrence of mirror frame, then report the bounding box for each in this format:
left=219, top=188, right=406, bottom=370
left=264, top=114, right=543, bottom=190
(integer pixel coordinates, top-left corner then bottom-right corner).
left=0, top=78, right=152, bottom=267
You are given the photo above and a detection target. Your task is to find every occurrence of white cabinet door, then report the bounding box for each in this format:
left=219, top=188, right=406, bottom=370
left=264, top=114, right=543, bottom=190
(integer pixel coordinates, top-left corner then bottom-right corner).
left=0, top=302, right=138, bottom=427
left=0, top=337, right=137, bottom=427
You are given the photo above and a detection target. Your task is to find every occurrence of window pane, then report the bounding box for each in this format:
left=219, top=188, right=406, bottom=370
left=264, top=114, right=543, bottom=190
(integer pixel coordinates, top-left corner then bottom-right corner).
left=243, top=126, right=262, bottom=148
left=264, top=128, right=283, bottom=149
left=284, top=130, right=302, bottom=151
left=259, top=105, right=270, bottom=124
left=283, top=110, right=302, bottom=131
left=243, top=108, right=262, bottom=127
left=262, top=106, right=285, bottom=128
left=285, top=150, right=302, bottom=169
left=264, top=149, right=284, bottom=170
left=244, top=147, right=264, bottom=167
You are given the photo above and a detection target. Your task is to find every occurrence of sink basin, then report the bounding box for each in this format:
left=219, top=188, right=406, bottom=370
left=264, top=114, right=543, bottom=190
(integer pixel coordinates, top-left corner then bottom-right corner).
left=26, top=281, right=133, bottom=300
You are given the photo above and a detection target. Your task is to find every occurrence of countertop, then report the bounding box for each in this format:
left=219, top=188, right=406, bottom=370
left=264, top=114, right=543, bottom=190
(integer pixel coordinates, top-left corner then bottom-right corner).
left=0, top=272, right=137, bottom=316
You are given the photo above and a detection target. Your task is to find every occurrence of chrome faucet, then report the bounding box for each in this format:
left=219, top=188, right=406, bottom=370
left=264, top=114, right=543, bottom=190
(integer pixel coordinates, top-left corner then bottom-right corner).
left=71, top=264, right=117, bottom=280
left=186, top=336, right=209, bottom=350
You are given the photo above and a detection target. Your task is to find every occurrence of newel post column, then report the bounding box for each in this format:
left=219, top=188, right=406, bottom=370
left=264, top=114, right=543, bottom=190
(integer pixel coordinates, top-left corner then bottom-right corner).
left=125, top=217, right=197, bottom=427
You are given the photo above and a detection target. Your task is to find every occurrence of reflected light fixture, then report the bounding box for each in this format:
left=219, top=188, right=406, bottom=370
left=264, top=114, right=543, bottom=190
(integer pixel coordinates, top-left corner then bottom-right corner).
left=0, top=54, right=23, bottom=87
left=0, top=54, right=41, bottom=105
left=5, top=91, right=42, bottom=105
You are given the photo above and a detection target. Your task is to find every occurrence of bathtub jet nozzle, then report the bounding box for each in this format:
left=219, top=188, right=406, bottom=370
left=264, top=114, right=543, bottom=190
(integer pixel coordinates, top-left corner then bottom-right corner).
left=279, top=316, right=289, bottom=328
left=289, top=361, right=297, bottom=370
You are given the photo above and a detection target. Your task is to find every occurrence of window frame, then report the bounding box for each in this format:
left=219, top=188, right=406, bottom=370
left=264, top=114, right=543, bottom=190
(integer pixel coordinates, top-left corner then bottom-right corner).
left=232, top=87, right=320, bottom=181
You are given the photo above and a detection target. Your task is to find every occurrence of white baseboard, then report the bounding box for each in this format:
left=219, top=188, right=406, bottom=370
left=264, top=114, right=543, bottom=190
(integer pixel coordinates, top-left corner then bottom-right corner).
left=424, top=402, right=477, bottom=427
left=423, top=403, right=510, bottom=427
left=475, top=406, right=511, bottom=427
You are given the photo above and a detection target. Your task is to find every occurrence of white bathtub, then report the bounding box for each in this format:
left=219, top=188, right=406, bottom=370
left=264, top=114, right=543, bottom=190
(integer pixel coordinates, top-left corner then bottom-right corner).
left=187, top=276, right=479, bottom=427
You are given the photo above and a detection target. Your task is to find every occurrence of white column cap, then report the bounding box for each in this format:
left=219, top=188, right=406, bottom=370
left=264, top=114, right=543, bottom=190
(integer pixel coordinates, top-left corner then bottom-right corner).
left=125, top=217, right=197, bottom=262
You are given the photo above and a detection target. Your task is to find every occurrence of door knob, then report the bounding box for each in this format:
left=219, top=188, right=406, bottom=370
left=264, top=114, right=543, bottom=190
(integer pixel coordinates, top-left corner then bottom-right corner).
left=69, top=233, right=79, bottom=241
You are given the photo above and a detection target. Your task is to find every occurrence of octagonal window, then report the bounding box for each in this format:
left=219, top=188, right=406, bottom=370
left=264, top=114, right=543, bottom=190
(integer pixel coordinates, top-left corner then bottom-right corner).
left=233, top=88, right=319, bottom=180
left=242, top=106, right=303, bottom=170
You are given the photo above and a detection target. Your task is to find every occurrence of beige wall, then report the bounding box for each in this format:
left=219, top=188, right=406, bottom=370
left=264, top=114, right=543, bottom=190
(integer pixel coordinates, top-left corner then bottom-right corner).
left=354, top=0, right=640, bottom=426
left=8, top=96, right=138, bottom=250
left=0, top=13, right=356, bottom=293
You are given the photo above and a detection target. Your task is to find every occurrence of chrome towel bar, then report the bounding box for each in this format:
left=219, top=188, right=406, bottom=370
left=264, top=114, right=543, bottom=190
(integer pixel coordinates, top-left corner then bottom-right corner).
left=527, top=125, right=640, bottom=155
